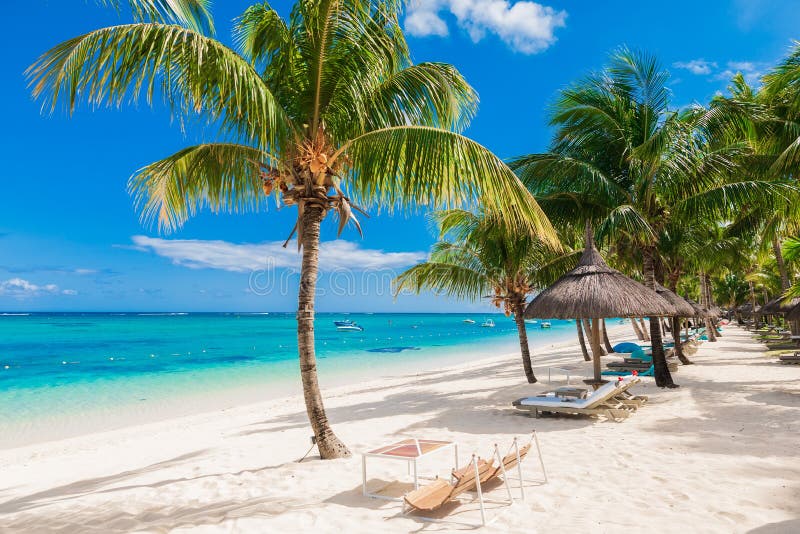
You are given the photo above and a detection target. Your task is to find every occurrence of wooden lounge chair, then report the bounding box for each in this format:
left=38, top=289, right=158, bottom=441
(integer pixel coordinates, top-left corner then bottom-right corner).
left=512, top=378, right=642, bottom=421
left=403, top=457, right=491, bottom=512
left=402, top=432, right=548, bottom=527
left=482, top=432, right=548, bottom=501
left=402, top=455, right=496, bottom=526
left=778, top=352, right=800, bottom=365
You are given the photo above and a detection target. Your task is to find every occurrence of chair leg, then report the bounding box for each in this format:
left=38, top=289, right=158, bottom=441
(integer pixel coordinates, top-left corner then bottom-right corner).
left=472, top=456, right=486, bottom=526
left=493, top=444, right=514, bottom=503
left=532, top=430, right=548, bottom=484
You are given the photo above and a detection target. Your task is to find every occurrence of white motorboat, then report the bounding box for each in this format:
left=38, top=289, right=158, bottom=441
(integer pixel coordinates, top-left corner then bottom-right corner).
left=480, top=319, right=495, bottom=328
left=540, top=321, right=552, bottom=329
left=337, top=324, right=364, bottom=332
left=463, top=319, right=476, bottom=324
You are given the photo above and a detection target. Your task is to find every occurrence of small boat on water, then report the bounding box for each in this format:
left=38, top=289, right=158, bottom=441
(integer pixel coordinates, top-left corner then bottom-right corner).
left=480, top=319, right=495, bottom=328
left=540, top=321, right=552, bottom=329
left=524, top=319, right=538, bottom=324
left=334, top=319, right=354, bottom=326
left=463, top=319, right=476, bottom=324
left=337, top=323, right=364, bottom=332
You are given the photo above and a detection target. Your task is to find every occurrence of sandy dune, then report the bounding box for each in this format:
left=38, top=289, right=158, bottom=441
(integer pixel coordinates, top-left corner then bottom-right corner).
left=1, top=325, right=798, bottom=533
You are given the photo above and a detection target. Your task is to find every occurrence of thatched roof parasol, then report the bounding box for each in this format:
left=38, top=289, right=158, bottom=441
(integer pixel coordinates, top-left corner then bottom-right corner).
left=785, top=301, right=800, bottom=321
left=524, top=240, right=676, bottom=321
left=737, top=302, right=759, bottom=317
left=524, top=225, right=676, bottom=384
left=654, top=284, right=695, bottom=317
left=761, top=296, right=800, bottom=315
left=685, top=298, right=706, bottom=317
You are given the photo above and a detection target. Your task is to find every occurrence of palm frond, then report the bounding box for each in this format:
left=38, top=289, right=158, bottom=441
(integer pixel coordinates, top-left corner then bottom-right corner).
left=128, top=143, right=274, bottom=231
left=394, top=262, right=489, bottom=301
left=98, top=0, right=214, bottom=34
left=336, top=126, right=559, bottom=247
left=27, top=23, right=293, bottom=150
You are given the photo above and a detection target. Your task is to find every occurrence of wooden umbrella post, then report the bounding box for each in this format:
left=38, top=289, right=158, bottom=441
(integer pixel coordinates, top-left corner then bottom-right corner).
left=582, top=317, right=605, bottom=389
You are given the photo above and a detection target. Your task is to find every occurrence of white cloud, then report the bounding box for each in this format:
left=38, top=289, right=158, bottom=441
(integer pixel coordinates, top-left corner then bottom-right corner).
left=673, top=59, right=717, bottom=75
left=0, top=278, right=76, bottom=299
left=715, top=61, right=765, bottom=85
left=130, top=236, right=427, bottom=272
left=672, top=58, right=765, bottom=86
left=406, top=9, right=449, bottom=36
left=405, top=0, right=567, bottom=54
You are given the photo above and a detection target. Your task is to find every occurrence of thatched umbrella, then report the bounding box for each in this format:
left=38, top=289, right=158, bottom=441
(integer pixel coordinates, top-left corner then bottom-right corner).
left=685, top=298, right=705, bottom=318
left=655, top=284, right=695, bottom=317
left=525, top=226, right=676, bottom=385
left=738, top=302, right=758, bottom=317
left=762, top=296, right=800, bottom=315
left=785, top=302, right=800, bottom=321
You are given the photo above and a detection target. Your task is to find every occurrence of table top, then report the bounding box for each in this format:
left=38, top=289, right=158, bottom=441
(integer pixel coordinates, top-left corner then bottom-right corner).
left=365, top=439, right=453, bottom=458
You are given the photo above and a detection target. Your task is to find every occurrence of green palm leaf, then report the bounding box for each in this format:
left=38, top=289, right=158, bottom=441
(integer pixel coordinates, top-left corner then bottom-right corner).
left=336, top=126, right=559, bottom=247
left=128, top=143, right=273, bottom=231
left=27, top=23, right=292, bottom=150
left=99, top=0, right=214, bottom=34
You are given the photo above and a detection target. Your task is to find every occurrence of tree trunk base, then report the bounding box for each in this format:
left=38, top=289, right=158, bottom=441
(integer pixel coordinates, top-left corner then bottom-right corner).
left=317, top=430, right=351, bottom=459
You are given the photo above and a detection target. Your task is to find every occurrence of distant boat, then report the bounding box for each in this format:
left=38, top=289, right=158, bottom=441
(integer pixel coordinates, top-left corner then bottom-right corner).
left=334, top=319, right=355, bottom=326
left=480, top=319, right=495, bottom=328
left=524, top=319, right=538, bottom=324
left=337, top=324, right=364, bottom=332
left=540, top=321, right=552, bottom=329
left=463, top=319, right=476, bottom=324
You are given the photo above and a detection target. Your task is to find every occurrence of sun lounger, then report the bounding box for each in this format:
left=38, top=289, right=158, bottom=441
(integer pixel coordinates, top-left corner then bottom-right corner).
left=778, top=352, right=800, bottom=365
left=402, top=432, right=548, bottom=526
left=512, top=378, right=641, bottom=421
left=403, top=456, right=493, bottom=514
left=481, top=432, right=547, bottom=500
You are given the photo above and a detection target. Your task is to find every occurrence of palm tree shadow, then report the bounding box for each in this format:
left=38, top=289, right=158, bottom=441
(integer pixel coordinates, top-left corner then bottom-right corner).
left=0, top=449, right=209, bottom=516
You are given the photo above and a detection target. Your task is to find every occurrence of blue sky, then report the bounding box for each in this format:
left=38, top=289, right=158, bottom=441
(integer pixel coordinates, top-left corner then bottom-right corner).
left=1, top=0, right=798, bottom=312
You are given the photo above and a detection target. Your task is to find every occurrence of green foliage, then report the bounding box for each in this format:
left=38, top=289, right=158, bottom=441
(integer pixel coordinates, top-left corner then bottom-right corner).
left=713, top=273, right=750, bottom=307
left=395, top=210, right=563, bottom=312
left=29, top=0, right=554, bottom=244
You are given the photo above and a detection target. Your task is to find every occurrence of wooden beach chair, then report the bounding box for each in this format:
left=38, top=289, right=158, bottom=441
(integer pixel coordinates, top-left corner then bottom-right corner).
left=482, top=432, right=548, bottom=501
left=512, top=378, right=640, bottom=421
left=778, top=352, right=800, bottom=365
left=402, top=455, right=498, bottom=526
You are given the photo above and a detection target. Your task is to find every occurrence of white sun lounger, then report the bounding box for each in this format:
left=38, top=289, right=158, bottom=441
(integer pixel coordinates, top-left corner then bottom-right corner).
left=512, top=378, right=641, bottom=421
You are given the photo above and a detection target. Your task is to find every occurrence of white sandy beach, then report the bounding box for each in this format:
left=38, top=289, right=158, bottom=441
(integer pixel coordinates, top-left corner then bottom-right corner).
left=1, top=325, right=798, bottom=533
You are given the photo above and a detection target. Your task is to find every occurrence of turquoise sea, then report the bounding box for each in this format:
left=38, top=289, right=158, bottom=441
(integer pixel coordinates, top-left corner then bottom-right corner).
left=0, top=313, right=579, bottom=447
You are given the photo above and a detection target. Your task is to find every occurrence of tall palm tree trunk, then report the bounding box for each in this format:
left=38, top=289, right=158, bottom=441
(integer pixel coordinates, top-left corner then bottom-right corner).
left=667, top=280, right=692, bottom=364
left=701, top=272, right=717, bottom=341
left=630, top=316, right=644, bottom=340
left=705, top=274, right=722, bottom=337
left=638, top=318, right=651, bottom=341
left=672, top=316, right=692, bottom=364
left=297, top=204, right=350, bottom=459
left=576, top=318, right=591, bottom=361
left=773, top=234, right=791, bottom=291
left=642, top=247, right=676, bottom=388
left=601, top=319, right=614, bottom=353
left=513, top=303, right=537, bottom=383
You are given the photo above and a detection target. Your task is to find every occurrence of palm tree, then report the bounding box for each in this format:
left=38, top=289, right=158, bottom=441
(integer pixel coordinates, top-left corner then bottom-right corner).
left=512, top=48, right=792, bottom=388
left=395, top=210, right=562, bottom=383
left=29, top=0, right=556, bottom=458
left=708, top=74, right=800, bottom=295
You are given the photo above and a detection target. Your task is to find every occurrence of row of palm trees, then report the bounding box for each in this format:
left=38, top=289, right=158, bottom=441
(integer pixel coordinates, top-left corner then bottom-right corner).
left=29, top=0, right=800, bottom=458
